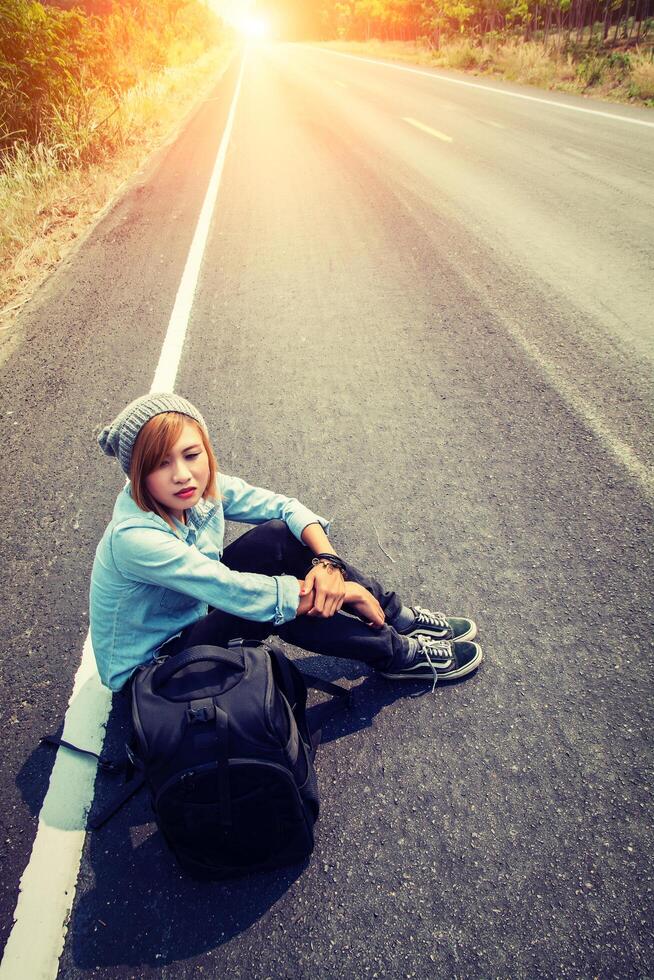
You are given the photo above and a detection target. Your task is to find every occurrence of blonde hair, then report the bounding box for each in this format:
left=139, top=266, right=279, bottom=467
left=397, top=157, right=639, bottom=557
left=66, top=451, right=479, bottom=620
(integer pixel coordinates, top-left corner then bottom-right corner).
left=129, top=412, right=218, bottom=529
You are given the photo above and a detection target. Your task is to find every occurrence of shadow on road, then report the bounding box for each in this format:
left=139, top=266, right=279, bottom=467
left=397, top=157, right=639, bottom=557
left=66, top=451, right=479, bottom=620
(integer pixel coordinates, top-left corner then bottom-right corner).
left=46, top=656, right=424, bottom=970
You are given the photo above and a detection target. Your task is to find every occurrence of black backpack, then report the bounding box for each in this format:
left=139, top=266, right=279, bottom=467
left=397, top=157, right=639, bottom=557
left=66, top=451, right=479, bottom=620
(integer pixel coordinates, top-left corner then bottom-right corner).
left=44, top=639, right=349, bottom=879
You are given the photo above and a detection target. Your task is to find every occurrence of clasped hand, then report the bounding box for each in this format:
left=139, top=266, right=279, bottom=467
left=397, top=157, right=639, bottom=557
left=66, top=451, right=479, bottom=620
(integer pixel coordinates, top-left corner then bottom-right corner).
left=298, top=563, right=385, bottom=628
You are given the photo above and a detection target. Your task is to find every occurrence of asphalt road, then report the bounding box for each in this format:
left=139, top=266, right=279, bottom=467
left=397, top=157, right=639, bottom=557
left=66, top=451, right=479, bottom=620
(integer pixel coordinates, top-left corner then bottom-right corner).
left=1, top=42, right=652, bottom=979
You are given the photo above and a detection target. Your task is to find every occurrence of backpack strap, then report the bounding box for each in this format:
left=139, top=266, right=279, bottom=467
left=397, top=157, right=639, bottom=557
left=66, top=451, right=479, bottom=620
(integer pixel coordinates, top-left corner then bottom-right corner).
left=264, top=641, right=308, bottom=714
left=87, top=773, right=146, bottom=830
left=302, top=673, right=352, bottom=702
left=214, top=704, right=232, bottom=827
left=186, top=697, right=232, bottom=827
left=302, top=673, right=352, bottom=749
left=304, top=672, right=351, bottom=731
left=40, top=735, right=124, bottom=774
left=153, top=645, right=244, bottom=688
left=261, top=641, right=352, bottom=749
left=40, top=734, right=145, bottom=830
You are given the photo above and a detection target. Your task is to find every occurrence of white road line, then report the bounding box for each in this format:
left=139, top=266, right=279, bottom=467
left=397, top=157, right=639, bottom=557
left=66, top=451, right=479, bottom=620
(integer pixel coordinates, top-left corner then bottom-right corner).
left=0, top=48, right=247, bottom=980
left=564, top=146, right=592, bottom=159
left=403, top=116, right=453, bottom=142
left=152, top=50, right=246, bottom=390
left=498, top=316, right=654, bottom=499
left=0, top=638, right=110, bottom=980
left=313, top=47, right=654, bottom=129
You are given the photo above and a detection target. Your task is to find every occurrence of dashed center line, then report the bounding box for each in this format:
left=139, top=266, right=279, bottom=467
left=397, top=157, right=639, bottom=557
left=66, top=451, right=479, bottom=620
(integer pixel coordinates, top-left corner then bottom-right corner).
left=564, top=146, right=592, bottom=159
left=403, top=116, right=453, bottom=142
left=317, top=47, right=654, bottom=128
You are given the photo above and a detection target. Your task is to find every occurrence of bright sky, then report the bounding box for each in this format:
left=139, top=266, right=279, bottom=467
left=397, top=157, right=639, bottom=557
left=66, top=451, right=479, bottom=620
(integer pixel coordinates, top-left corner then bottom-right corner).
left=209, top=0, right=252, bottom=19
left=209, top=0, right=272, bottom=38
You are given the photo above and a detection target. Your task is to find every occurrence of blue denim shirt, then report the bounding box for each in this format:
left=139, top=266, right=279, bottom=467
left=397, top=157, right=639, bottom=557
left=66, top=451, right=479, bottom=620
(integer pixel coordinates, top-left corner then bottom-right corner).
left=90, top=474, right=330, bottom=691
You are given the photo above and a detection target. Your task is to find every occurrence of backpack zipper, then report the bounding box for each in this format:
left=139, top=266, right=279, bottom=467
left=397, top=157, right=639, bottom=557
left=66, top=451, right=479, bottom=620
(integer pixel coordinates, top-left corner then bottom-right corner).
left=154, top=757, right=303, bottom=808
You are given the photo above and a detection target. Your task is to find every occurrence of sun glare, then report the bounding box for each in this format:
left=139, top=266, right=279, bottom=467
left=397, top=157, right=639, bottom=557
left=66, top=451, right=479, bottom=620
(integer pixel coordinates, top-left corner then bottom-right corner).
left=235, top=14, right=270, bottom=40
left=207, top=2, right=272, bottom=40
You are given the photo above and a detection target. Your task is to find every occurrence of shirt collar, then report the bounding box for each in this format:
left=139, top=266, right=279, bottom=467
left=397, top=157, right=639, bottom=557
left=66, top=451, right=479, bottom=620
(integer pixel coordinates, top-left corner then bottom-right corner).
left=119, top=483, right=219, bottom=535
left=178, top=496, right=219, bottom=536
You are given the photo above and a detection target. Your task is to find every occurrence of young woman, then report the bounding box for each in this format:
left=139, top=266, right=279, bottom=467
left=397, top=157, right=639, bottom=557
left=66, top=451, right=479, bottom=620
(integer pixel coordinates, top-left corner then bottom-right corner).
left=90, top=393, right=482, bottom=692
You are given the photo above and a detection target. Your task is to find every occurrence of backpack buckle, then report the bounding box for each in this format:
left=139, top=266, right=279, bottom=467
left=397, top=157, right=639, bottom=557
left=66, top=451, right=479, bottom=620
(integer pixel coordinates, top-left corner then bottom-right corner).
left=181, top=770, right=196, bottom=793
left=186, top=699, right=215, bottom=724
left=228, top=637, right=260, bottom=651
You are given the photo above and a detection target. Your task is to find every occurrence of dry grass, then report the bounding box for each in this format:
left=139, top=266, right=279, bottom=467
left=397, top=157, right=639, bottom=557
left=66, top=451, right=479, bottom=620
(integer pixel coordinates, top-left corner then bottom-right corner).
left=436, top=39, right=490, bottom=70
left=0, top=42, right=234, bottom=339
left=493, top=41, right=564, bottom=87
left=629, top=56, right=654, bottom=98
left=319, top=39, right=433, bottom=65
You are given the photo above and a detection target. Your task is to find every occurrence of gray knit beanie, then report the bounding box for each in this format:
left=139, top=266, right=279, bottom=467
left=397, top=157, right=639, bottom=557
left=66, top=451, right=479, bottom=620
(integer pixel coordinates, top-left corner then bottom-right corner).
left=98, top=392, right=207, bottom=475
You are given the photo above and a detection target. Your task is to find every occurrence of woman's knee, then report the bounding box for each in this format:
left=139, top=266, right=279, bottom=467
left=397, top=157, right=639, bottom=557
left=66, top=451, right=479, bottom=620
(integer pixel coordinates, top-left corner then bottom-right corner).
left=262, top=520, right=310, bottom=568
left=255, top=519, right=293, bottom=549
left=223, top=520, right=305, bottom=576
left=252, top=520, right=300, bottom=557
left=263, top=519, right=288, bottom=536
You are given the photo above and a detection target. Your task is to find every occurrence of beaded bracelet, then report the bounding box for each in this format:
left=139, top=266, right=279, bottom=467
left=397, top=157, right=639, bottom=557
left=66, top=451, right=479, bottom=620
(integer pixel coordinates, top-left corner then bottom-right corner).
left=310, top=553, right=348, bottom=578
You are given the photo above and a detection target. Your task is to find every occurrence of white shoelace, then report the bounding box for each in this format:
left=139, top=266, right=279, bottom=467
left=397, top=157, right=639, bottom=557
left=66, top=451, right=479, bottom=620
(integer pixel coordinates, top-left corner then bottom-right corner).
left=412, top=606, right=450, bottom=631
left=415, top=637, right=454, bottom=692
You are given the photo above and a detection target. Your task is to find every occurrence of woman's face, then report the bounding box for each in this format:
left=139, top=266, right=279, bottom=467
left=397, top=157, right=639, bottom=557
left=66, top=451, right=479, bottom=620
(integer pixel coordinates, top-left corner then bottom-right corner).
left=145, top=420, right=210, bottom=521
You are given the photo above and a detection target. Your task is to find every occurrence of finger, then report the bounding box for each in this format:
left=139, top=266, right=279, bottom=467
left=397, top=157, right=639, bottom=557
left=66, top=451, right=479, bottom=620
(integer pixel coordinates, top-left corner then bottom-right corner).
left=326, top=596, right=339, bottom=618
left=367, top=605, right=384, bottom=628
left=326, top=596, right=340, bottom=617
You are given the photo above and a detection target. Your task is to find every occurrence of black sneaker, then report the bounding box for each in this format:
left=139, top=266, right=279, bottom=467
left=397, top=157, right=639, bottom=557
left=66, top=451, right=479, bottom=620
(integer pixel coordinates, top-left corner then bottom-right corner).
left=397, top=605, right=477, bottom=643
left=380, top=636, right=483, bottom=689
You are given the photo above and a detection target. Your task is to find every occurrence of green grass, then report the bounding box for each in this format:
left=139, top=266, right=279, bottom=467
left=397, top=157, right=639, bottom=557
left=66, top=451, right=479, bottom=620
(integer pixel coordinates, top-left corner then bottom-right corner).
left=0, top=0, right=235, bottom=335
left=0, top=43, right=234, bottom=329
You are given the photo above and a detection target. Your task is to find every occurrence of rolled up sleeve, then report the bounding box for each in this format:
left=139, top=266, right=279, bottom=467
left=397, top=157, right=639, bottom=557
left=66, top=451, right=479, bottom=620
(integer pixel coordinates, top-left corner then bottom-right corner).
left=274, top=573, right=302, bottom=625
left=219, top=473, right=331, bottom=542
left=112, top=521, right=301, bottom=624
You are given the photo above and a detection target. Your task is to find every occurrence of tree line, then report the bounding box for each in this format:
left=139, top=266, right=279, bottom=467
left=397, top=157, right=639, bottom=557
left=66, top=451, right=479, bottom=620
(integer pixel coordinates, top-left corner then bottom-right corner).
left=263, top=0, right=653, bottom=46
left=0, top=0, right=225, bottom=158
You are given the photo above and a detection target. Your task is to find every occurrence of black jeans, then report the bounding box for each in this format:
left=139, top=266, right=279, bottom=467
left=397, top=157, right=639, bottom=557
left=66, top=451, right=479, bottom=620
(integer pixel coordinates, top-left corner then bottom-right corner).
left=160, top=520, right=412, bottom=672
